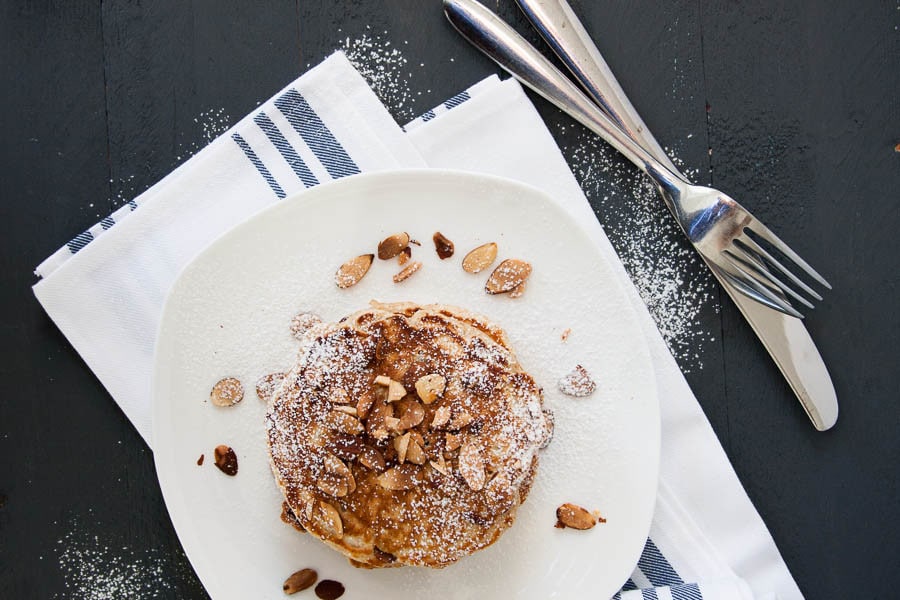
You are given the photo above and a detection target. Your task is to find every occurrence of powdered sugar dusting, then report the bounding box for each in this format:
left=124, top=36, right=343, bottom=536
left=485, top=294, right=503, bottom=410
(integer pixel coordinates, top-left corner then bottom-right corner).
left=341, top=31, right=417, bottom=121
left=558, top=125, right=717, bottom=370
left=55, top=519, right=202, bottom=599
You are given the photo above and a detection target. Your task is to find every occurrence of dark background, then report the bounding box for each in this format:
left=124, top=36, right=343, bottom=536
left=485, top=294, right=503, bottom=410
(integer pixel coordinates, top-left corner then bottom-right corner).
left=2, top=1, right=897, bottom=598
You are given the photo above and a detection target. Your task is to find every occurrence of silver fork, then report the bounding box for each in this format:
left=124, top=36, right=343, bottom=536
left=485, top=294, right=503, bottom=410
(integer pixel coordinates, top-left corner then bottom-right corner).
left=443, top=0, right=830, bottom=318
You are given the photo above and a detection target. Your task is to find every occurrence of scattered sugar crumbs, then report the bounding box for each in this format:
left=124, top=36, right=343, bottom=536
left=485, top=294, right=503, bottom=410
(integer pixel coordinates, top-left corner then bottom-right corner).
left=341, top=30, right=418, bottom=122
left=55, top=519, right=205, bottom=599
left=558, top=126, right=718, bottom=371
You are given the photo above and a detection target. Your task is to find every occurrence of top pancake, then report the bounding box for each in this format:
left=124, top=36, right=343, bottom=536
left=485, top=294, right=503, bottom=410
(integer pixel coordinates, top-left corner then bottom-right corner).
left=266, top=302, right=553, bottom=568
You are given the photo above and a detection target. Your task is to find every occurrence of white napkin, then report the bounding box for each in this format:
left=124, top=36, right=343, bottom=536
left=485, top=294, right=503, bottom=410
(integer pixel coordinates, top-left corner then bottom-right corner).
left=33, top=51, right=801, bottom=600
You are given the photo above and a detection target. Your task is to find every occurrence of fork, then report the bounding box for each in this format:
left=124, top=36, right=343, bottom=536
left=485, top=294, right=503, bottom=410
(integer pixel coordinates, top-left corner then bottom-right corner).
left=443, top=0, right=830, bottom=318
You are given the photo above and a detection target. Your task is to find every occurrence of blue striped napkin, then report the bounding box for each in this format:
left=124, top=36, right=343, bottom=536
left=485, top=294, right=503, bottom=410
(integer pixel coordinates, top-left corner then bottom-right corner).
left=33, top=52, right=801, bottom=600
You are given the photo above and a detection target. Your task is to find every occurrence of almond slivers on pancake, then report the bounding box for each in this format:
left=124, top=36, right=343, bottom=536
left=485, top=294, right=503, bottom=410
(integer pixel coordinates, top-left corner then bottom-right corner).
left=266, top=302, right=553, bottom=568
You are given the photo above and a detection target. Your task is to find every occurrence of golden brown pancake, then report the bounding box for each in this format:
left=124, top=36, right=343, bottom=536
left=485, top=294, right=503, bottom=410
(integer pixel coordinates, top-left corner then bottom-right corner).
left=266, top=302, right=553, bottom=568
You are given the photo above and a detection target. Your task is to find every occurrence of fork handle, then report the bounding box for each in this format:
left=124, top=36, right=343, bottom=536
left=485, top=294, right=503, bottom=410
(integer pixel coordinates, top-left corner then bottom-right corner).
left=443, top=0, right=687, bottom=204
left=513, top=0, right=680, bottom=175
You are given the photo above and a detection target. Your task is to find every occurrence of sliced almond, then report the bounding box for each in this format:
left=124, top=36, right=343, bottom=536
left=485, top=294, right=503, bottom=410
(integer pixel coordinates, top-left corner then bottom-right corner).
left=397, top=400, right=425, bottom=430
left=213, top=445, right=238, bottom=476
left=555, top=503, right=598, bottom=530
left=376, top=466, right=416, bottom=491
left=254, top=373, right=284, bottom=403
left=358, top=446, right=386, bottom=472
left=289, top=312, right=322, bottom=339
left=356, top=390, right=375, bottom=420
left=283, top=568, right=317, bottom=595
left=449, top=411, right=474, bottom=430
left=445, top=432, right=462, bottom=452
left=384, top=416, right=401, bottom=432
left=387, top=380, right=407, bottom=402
left=323, top=453, right=353, bottom=480
left=406, top=439, right=426, bottom=465
left=394, top=432, right=411, bottom=464
left=316, top=474, right=349, bottom=498
left=335, top=254, right=374, bottom=289
left=430, top=405, right=451, bottom=429
left=378, top=232, right=410, bottom=260
left=325, top=411, right=364, bottom=435
left=374, top=375, right=392, bottom=386
left=210, top=377, right=243, bottom=407
left=315, top=500, right=343, bottom=538
left=429, top=455, right=448, bottom=475
left=393, top=260, right=422, bottom=283
left=462, top=242, right=498, bottom=273
left=485, top=258, right=532, bottom=294
left=558, top=365, right=597, bottom=398
left=458, top=439, right=486, bottom=491
left=415, top=374, right=446, bottom=404
left=332, top=405, right=358, bottom=416
left=432, top=231, right=455, bottom=259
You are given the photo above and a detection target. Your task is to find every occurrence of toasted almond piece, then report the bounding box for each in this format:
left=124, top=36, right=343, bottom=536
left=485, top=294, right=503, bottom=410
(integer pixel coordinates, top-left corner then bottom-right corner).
left=485, top=258, right=532, bottom=294
left=387, top=380, right=407, bottom=402
left=330, top=433, right=365, bottom=461
left=210, top=377, right=243, bottom=407
left=374, top=375, right=392, bottom=386
left=508, top=281, right=526, bottom=298
left=432, top=231, right=455, bottom=259
left=332, top=405, right=358, bottom=416
left=384, top=416, right=401, bottom=432
left=415, top=374, right=446, bottom=404
left=429, top=455, right=448, bottom=475
left=283, top=568, right=317, bottom=595
left=316, top=474, right=349, bottom=498
left=555, top=503, right=598, bottom=530
left=315, top=501, right=343, bottom=538
left=394, top=432, right=411, bottom=463
left=358, top=446, right=387, bottom=471
left=376, top=466, right=415, bottom=491
left=445, top=432, right=462, bottom=452
left=458, top=439, right=486, bottom=491
left=431, top=405, right=451, bottom=429
left=378, top=232, right=410, bottom=260
left=449, top=411, right=473, bottom=430
left=356, top=390, right=375, bottom=420
left=406, top=440, right=426, bottom=465
left=393, top=260, right=422, bottom=283
left=213, top=445, right=238, bottom=476
left=255, top=373, right=284, bottom=403
left=397, top=246, right=411, bottom=265
left=330, top=387, right=351, bottom=404
left=335, top=254, right=374, bottom=289
left=462, top=242, right=498, bottom=273
left=558, top=365, right=597, bottom=398
left=323, top=453, right=353, bottom=479
left=325, top=411, right=364, bottom=435
left=397, top=400, right=425, bottom=430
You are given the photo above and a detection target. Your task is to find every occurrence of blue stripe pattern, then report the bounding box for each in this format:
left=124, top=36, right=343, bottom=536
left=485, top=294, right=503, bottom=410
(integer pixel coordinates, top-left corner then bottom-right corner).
left=622, top=579, right=638, bottom=591
left=67, top=231, right=94, bottom=254
left=253, top=112, right=319, bottom=188
left=641, top=588, right=659, bottom=600
left=670, top=583, right=703, bottom=600
left=100, top=216, right=115, bottom=230
left=128, top=200, right=138, bottom=210
left=637, top=538, right=683, bottom=587
left=443, top=89, right=471, bottom=109
left=274, top=89, right=360, bottom=179
left=230, top=133, right=286, bottom=199
left=421, top=109, right=436, bottom=122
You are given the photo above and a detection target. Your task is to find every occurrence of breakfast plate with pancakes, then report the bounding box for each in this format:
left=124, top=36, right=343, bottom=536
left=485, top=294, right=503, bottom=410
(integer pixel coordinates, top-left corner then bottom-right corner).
left=153, top=170, right=660, bottom=599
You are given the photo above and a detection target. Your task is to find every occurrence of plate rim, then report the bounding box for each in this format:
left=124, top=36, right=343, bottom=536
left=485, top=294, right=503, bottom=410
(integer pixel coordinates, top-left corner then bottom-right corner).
left=152, top=168, right=661, bottom=599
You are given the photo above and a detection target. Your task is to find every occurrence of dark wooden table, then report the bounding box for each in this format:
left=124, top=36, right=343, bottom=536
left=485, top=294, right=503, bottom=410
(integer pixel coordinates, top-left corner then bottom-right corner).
left=2, top=1, right=897, bottom=598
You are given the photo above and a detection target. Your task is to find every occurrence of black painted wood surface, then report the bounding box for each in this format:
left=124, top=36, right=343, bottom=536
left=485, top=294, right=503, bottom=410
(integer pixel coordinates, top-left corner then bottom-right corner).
left=1, top=1, right=897, bottom=598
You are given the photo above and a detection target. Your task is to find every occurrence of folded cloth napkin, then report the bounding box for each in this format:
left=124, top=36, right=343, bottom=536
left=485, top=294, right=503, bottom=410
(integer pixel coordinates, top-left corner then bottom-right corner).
left=33, top=51, right=801, bottom=600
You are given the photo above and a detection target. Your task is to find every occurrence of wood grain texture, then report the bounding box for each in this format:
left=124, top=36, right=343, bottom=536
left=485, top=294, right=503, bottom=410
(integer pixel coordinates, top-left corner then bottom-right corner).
left=1, top=1, right=897, bottom=598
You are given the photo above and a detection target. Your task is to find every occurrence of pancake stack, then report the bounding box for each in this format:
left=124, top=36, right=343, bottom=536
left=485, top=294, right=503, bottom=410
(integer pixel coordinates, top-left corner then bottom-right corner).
left=266, top=302, right=553, bottom=568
